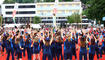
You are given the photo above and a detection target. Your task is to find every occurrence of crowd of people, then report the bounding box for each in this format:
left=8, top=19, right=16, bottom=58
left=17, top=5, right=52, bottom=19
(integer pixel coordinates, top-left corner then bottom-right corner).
left=0, top=26, right=105, bottom=60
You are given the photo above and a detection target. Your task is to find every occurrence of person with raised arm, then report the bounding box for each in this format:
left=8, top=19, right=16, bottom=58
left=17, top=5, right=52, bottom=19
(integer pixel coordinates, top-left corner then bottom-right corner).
left=100, top=35, right=105, bottom=58
left=88, top=35, right=96, bottom=60
left=64, top=33, right=72, bottom=60
left=32, top=34, right=41, bottom=60
left=6, top=33, right=14, bottom=60
left=56, top=31, right=63, bottom=60
left=25, top=33, right=32, bottom=60
left=79, top=30, right=87, bottom=60
left=42, top=28, right=53, bottom=60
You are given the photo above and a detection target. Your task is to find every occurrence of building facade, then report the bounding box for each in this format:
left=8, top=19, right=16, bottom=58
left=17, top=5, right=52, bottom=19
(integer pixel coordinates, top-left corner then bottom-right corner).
left=1, top=2, right=82, bottom=24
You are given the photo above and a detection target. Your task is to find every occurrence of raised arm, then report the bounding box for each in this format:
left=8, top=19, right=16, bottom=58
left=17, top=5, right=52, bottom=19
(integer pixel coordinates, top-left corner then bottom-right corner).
left=50, top=28, right=53, bottom=45
left=42, top=29, right=45, bottom=44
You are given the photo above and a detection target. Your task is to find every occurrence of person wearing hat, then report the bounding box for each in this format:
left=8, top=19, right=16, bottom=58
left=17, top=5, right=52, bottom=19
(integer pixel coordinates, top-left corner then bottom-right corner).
left=100, top=35, right=105, bottom=58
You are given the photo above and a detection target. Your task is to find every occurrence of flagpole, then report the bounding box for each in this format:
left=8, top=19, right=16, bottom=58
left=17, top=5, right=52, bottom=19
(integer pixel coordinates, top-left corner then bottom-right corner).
left=53, top=0, right=58, bottom=29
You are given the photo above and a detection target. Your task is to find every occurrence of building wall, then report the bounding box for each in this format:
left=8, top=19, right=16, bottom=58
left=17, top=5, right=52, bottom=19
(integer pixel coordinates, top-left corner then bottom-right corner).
left=1, top=2, right=82, bottom=24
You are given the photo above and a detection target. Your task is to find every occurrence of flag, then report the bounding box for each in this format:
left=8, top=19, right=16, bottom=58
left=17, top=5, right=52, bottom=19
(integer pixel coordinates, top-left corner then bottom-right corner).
left=12, top=10, right=16, bottom=23
left=53, top=8, right=57, bottom=14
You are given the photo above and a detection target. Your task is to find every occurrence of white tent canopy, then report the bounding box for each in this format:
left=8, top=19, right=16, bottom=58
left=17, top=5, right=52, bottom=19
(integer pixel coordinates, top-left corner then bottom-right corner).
left=4, top=24, right=23, bottom=28
left=31, top=24, right=41, bottom=28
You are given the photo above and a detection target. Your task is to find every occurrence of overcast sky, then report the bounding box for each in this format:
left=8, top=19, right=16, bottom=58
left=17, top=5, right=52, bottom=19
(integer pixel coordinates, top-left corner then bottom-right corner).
left=0, top=0, right=4, bottom=5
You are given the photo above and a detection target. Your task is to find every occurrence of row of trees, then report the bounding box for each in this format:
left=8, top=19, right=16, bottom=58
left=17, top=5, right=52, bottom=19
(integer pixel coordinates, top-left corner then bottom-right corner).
left=32, top=13, right=81, bottom=24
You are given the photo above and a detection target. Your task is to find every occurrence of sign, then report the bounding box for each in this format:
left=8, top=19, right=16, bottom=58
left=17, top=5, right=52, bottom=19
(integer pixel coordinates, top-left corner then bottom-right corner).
left=102, top=17, right=105, bottom=21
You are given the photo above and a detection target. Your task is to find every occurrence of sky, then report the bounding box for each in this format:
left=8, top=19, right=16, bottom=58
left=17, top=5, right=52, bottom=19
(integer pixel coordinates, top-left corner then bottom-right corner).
left=0, top=0, right=4, bottom=5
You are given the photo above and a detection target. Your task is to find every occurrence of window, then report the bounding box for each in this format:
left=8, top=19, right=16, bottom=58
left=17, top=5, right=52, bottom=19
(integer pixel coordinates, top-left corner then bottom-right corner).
left=17, top=11, right=35, bottom=14
left=5, top=6, right=14, bottom=9
left=6, top=12, right=12, bottom=14
left=58, top=17, right=66, bottom=19
left=48, top=17, right=52, bottom=19
left=18, top=5, right=35, bottom=8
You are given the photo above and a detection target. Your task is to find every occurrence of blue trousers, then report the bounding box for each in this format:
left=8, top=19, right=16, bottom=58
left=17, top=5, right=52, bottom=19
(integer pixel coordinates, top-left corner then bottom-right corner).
left=7, top=48, right=14, bottom=60
left=79, top=47, right=87, bottom=60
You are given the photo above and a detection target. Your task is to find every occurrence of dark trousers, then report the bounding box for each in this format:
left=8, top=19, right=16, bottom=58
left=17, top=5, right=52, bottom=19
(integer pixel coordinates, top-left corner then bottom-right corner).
left=43, top=54, right=52, bottom=60
left=95, top=48, right=99, bottom=59
left=7, top=48, right=14, bottom=60
left=64, top=51, right=72, bottom=60
left=89, top=53, right=95, bottom=60
left=27, top=47, right=32, bottom=60
left=72, top=47, right=77, bottom=58
left=79, top=47, right=87, bottom=60
left=57, top=53, right=63, bottom=60
left=22, top=46, right=25, bottom=57
left=100, top=46, right=105, bottom=57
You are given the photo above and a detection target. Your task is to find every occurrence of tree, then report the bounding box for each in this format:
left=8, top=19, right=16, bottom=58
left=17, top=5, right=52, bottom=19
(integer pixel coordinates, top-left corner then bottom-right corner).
left=67, top=13, right=81, bottom=24
left=4, top=0, right=15, bottom=3
left=80, top=0, right=90, bottom=4
left=0, top=16, right=2, bottom=26
left=84, top=0, right=105, bottom=24
left=22, top=0, right=34, bottom=3
left=33, top=16, right=41, bottom=24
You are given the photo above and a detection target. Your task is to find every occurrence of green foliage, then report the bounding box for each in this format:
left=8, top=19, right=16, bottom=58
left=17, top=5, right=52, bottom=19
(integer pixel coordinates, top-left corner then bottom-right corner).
left=22, top=0, right=34, bottom=3
left=64, top=0, right=73, bottom=2
left=4, top=0, right=16, bottom=3
left=0, top=16, right=2, bottom=24
left=67, top=13, right=81, bottom=23
left=85, top=0, right=105, bottom=22
left=80, top=0, right=90, bottom=4
left=33, top=16, right=41, bottom=24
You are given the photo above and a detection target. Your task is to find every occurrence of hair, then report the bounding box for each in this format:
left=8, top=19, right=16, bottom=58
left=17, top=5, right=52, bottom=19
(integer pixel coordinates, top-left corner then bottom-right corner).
left=26, top=34, right=30, bottom=44
left=15, top=38, right=20, bottom=44
left=91, top=38, right=95, bottom=45
left=80, top=36, right=86, bottom=47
